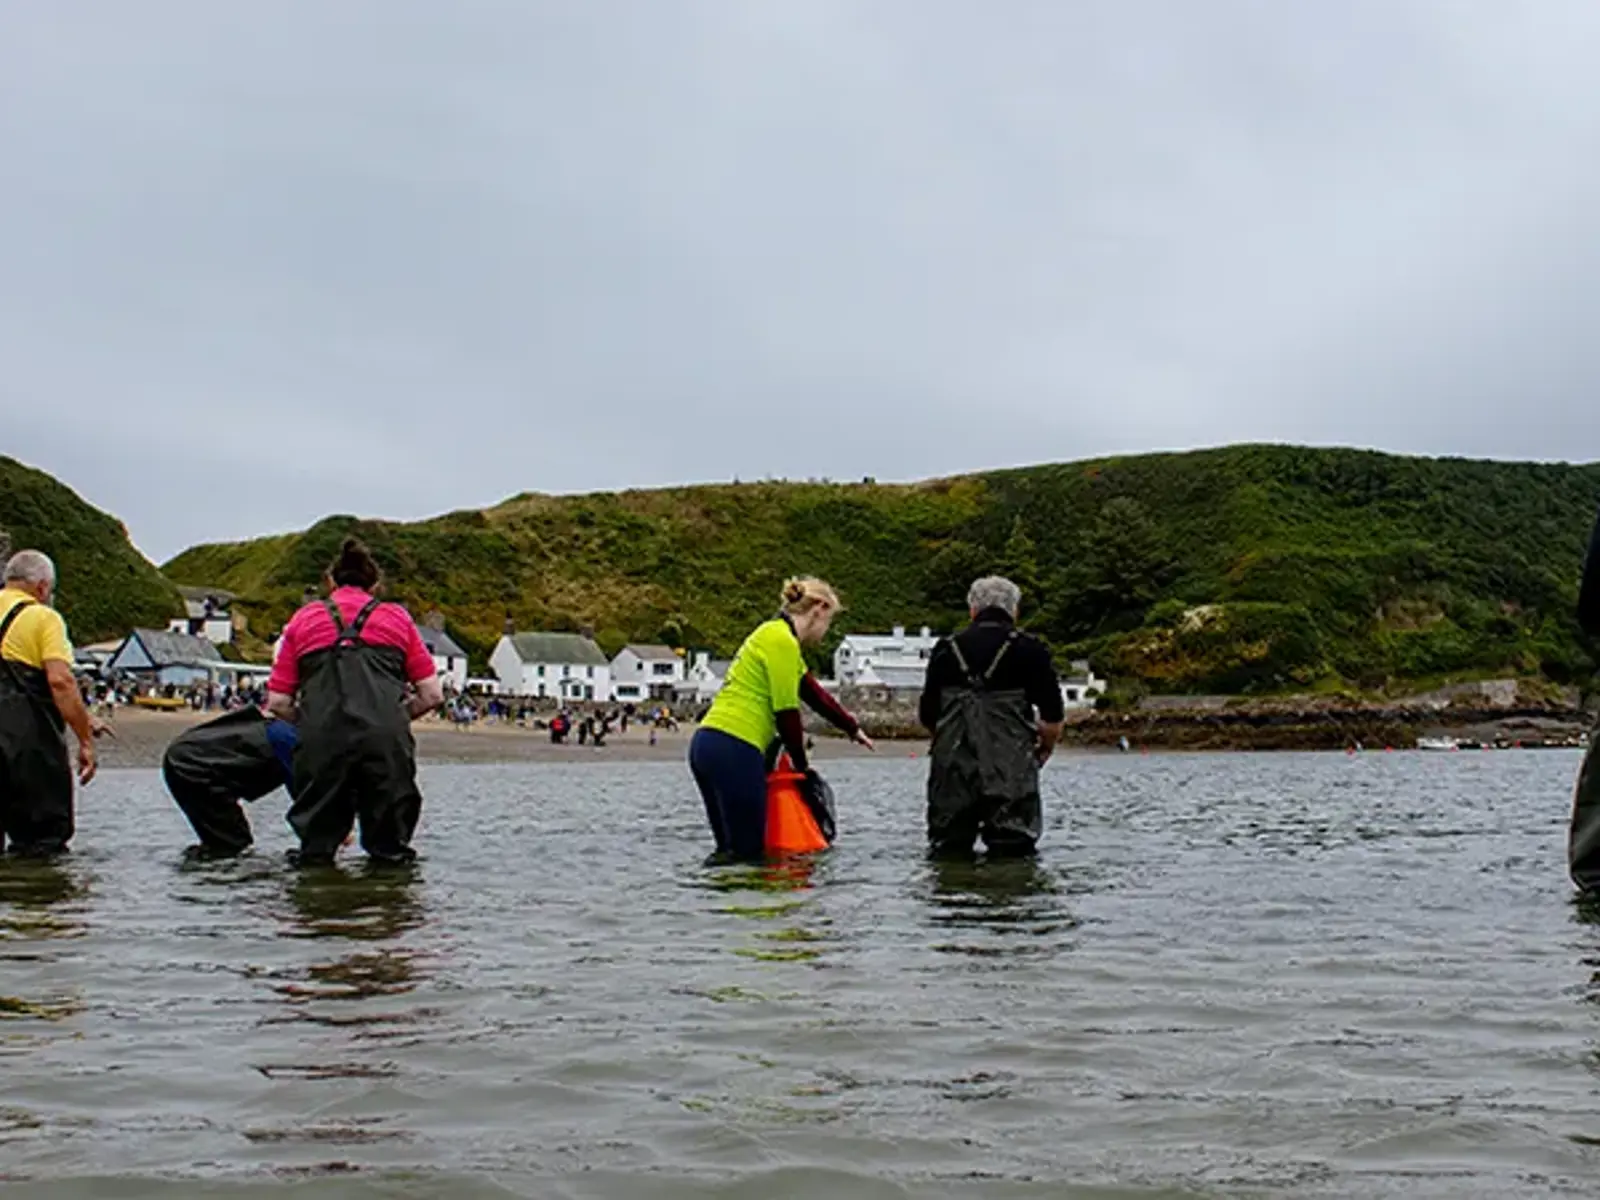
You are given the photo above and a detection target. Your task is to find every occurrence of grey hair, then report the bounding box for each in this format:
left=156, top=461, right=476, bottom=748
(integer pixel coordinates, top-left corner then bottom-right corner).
left=4, top=550, right=56, bottom=588
left=968, top=575, right=1021, bottom=616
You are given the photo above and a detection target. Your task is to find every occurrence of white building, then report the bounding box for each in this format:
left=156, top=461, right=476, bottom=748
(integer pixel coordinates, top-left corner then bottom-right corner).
left=834, top=624, right=939, bottom=690
left=680, top=650, right=732, bottom=704
left=610, top=644, right=684, bottom=703
left=418, top=625, right=470, bottom=694
left=1061, top=659, right=1107, bottom=710
left=490, top=631, right=611, bottom=702
left=168, top=586, right=235, bottom=646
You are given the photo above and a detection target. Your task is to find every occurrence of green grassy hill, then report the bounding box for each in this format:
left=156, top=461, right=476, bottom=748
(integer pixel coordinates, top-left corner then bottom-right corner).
left=0, top=456, right=181, bottom=644
left=162, top=445, right=1600, bottom=695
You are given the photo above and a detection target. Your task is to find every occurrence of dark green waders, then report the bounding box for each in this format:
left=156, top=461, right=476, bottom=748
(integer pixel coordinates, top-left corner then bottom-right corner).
left=1571, top=723, right=1600, bottom=894
left=926, top=633, right=1043, bottom=859
left=0, top=601, right=74, bottom=856
left=285, top=599, right=423, bottom=865
left=162, top=707, right=287, bottom=855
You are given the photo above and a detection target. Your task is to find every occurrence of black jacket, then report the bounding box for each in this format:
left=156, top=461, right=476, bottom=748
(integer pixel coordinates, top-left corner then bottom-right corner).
left=1581, top=504, right=1600, bottom=637
left=918, top=609, right=1065, bottom=732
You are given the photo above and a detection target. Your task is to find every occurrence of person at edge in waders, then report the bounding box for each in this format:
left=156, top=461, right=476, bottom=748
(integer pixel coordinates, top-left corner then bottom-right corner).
left=1569, top=502, right=1600, bottom=893
left=0, top=550, right=110, bottom=856
left=918, top=575, right=1065, bottom=860
left=688, top=577, right=874, bottom=863
left=163, top=706, right=298, bottom=859
left=265, top=538, right=444, bottom=867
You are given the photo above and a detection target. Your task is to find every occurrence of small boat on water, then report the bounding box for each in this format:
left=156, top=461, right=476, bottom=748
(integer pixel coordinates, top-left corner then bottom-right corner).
left=1416, top=736, right=1459, bottom=751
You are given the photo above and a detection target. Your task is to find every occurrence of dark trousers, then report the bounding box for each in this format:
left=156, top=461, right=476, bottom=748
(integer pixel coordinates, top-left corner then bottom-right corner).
left=689, top=727, right=767, bottom=861
left=288, top=733, right=422, bottom=864
left=928, top=782, right=1042, bottom=860
left=0, top=696, right=73, bottom=856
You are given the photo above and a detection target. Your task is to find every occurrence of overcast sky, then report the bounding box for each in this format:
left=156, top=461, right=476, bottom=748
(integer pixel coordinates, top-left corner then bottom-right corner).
left=5, top=1, right=1600, bottom=562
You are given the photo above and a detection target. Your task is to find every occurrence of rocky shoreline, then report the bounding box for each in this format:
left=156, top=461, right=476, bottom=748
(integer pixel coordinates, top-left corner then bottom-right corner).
left=822, top=679, right=1596, bottom=753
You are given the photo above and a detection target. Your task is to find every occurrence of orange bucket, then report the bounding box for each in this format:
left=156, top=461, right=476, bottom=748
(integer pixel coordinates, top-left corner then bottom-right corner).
left=765, top=755, right=829, bottom=855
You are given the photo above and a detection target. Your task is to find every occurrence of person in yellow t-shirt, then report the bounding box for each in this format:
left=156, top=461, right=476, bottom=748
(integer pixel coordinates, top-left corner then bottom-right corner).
left=0, top=550, right=102, bottom=856
left=689, top=576, right=873, bottom=862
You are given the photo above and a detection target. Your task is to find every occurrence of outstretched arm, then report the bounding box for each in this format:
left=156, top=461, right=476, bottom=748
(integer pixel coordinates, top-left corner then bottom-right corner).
left=800, top=672, right=873, bottom=748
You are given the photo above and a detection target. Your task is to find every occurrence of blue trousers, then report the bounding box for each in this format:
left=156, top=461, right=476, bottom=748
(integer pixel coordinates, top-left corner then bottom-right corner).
left=689, top=728, right=767, bottom=861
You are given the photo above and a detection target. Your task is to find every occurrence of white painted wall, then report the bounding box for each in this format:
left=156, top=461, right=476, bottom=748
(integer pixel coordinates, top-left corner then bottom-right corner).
left=489, top=637, right=613, bottom=700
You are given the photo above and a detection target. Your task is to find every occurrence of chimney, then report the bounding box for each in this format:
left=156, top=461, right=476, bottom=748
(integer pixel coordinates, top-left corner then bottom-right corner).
left=579, top=624, right=596, bottom=642
left=302, top=585, right=319, bottom=605
left=920, top=626, right=931, bottom=639
left=503, top=614, right=515, bottom=636
left=892, top=624, right=905, bottom=639
left=425, top=609, right=446, bottom=631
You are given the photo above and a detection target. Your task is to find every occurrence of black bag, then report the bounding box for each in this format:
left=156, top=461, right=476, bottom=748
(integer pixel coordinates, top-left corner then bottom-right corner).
left=800, top=768, right=837, bottom=845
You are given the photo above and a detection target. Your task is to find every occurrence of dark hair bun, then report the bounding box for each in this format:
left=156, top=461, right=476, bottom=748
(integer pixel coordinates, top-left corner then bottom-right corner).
left=329, top=536, right=382, bottom=590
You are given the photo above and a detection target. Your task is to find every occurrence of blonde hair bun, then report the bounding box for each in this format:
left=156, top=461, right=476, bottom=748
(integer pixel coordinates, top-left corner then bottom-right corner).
left=780, top=576, right=841, bottom=616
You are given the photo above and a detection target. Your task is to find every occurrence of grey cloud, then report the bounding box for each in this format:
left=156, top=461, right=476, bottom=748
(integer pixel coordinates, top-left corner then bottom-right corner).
left=3, top=0, right=1599, bottom=560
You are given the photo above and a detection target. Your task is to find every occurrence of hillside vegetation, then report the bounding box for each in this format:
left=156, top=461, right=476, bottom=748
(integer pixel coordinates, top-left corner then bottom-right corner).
left=162, top=445, right=1600, bottom=695
left=0, top=456, right=181, bottom=644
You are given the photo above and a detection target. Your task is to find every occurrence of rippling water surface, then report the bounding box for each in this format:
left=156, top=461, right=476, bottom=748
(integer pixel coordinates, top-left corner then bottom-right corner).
left=3, top=750, right=1599, bottom=1198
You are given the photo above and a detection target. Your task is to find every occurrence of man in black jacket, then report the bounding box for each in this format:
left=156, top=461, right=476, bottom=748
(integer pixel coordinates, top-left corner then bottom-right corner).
left=1570, top=506, right=1600, bottom=893
left=919, top=576, right=1065, bottom=859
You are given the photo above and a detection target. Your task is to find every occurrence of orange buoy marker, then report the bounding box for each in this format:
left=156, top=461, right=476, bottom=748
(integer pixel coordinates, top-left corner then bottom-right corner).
left=766, top=755, right=829, bottom=855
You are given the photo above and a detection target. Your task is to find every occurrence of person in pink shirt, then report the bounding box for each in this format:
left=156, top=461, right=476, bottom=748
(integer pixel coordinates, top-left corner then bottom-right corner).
left=266, top=538, right=443, bottom=865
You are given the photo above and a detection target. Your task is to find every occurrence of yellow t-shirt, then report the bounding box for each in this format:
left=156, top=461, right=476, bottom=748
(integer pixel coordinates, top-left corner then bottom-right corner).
left=0, top=587, right=73, bottom=670
left=700, top=618, right=805, bottom=752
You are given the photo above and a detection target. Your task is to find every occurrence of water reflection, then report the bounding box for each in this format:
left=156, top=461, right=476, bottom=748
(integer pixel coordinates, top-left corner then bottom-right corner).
left=922, top=856, right=1079, bottom=959
left=270, top=864, right=428, bottom=1013
left=701, top=856, right=829, bottom=963
left=0, top=857, right=88, bottom=1023
left=1570, top=891, right=1600, bottom=1009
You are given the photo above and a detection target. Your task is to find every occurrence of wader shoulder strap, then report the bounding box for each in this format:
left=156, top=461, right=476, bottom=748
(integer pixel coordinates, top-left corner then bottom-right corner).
left=0, top=599, right=36, bottom=689
left=322, top=597, right=383, bottom=646
left=0, top=600, right=60, bottom=727
left=948, top=630, right=1017, bottom=689
left=984, top=632, right=1017, bottom=683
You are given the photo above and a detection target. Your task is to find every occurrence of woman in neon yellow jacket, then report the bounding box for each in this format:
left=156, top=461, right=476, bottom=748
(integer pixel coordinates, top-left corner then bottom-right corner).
left=689, top=577, right=873, bottom=861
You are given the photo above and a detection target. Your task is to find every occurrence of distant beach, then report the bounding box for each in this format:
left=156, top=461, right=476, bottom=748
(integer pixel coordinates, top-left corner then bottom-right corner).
left=89, top=707, right=892, bottom=771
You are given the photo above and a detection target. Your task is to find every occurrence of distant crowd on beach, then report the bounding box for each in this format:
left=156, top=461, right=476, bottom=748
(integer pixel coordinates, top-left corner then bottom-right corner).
left=441, top=695, right=682, bottom=747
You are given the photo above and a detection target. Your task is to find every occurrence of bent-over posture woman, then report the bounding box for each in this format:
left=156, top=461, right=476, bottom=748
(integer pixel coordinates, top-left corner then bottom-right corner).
left=689, top=577, right=873, bottom=861
left=266, top=538, right=443, bottom=865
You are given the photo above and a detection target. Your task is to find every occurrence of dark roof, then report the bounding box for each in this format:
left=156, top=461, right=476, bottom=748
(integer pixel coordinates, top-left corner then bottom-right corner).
left=621, top=644, right=680, bottom=662
left=175, top=585, right=236, bottom=604
left=418, top=626, right=467, bottom=659
left=506, top=631, right=608, bottom=666
left=122, top=628, right=219, bottom=667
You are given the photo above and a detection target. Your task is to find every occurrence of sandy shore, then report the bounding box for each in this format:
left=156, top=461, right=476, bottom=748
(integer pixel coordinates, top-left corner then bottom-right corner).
left=89, top=706, right=896, bottom=770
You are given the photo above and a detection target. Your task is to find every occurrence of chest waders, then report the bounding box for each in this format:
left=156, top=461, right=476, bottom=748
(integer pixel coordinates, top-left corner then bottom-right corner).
left=926, top=632, right=1043, bottom=859
left=163, top=707, right=286, bottom=856
left=1571, top=718, right=1600, bottom=893
left=0, top=600, right=74, bottom=855
left=285, top=599, right=422, bottom=865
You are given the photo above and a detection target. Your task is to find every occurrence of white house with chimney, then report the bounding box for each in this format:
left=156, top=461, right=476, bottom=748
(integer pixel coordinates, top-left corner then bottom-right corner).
left=680, top=650, right=732, bottom=704
left=833, top=624, right=939, bottom=693
left=490, top=631, right=611, bottom=702
left=418, top=625, right=470, bottom=694
left=168, top=586, right=235, bottom=646
left=610, top=644, right=684, bottom=703
left=1061, top=659, right=1107, bottom=711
